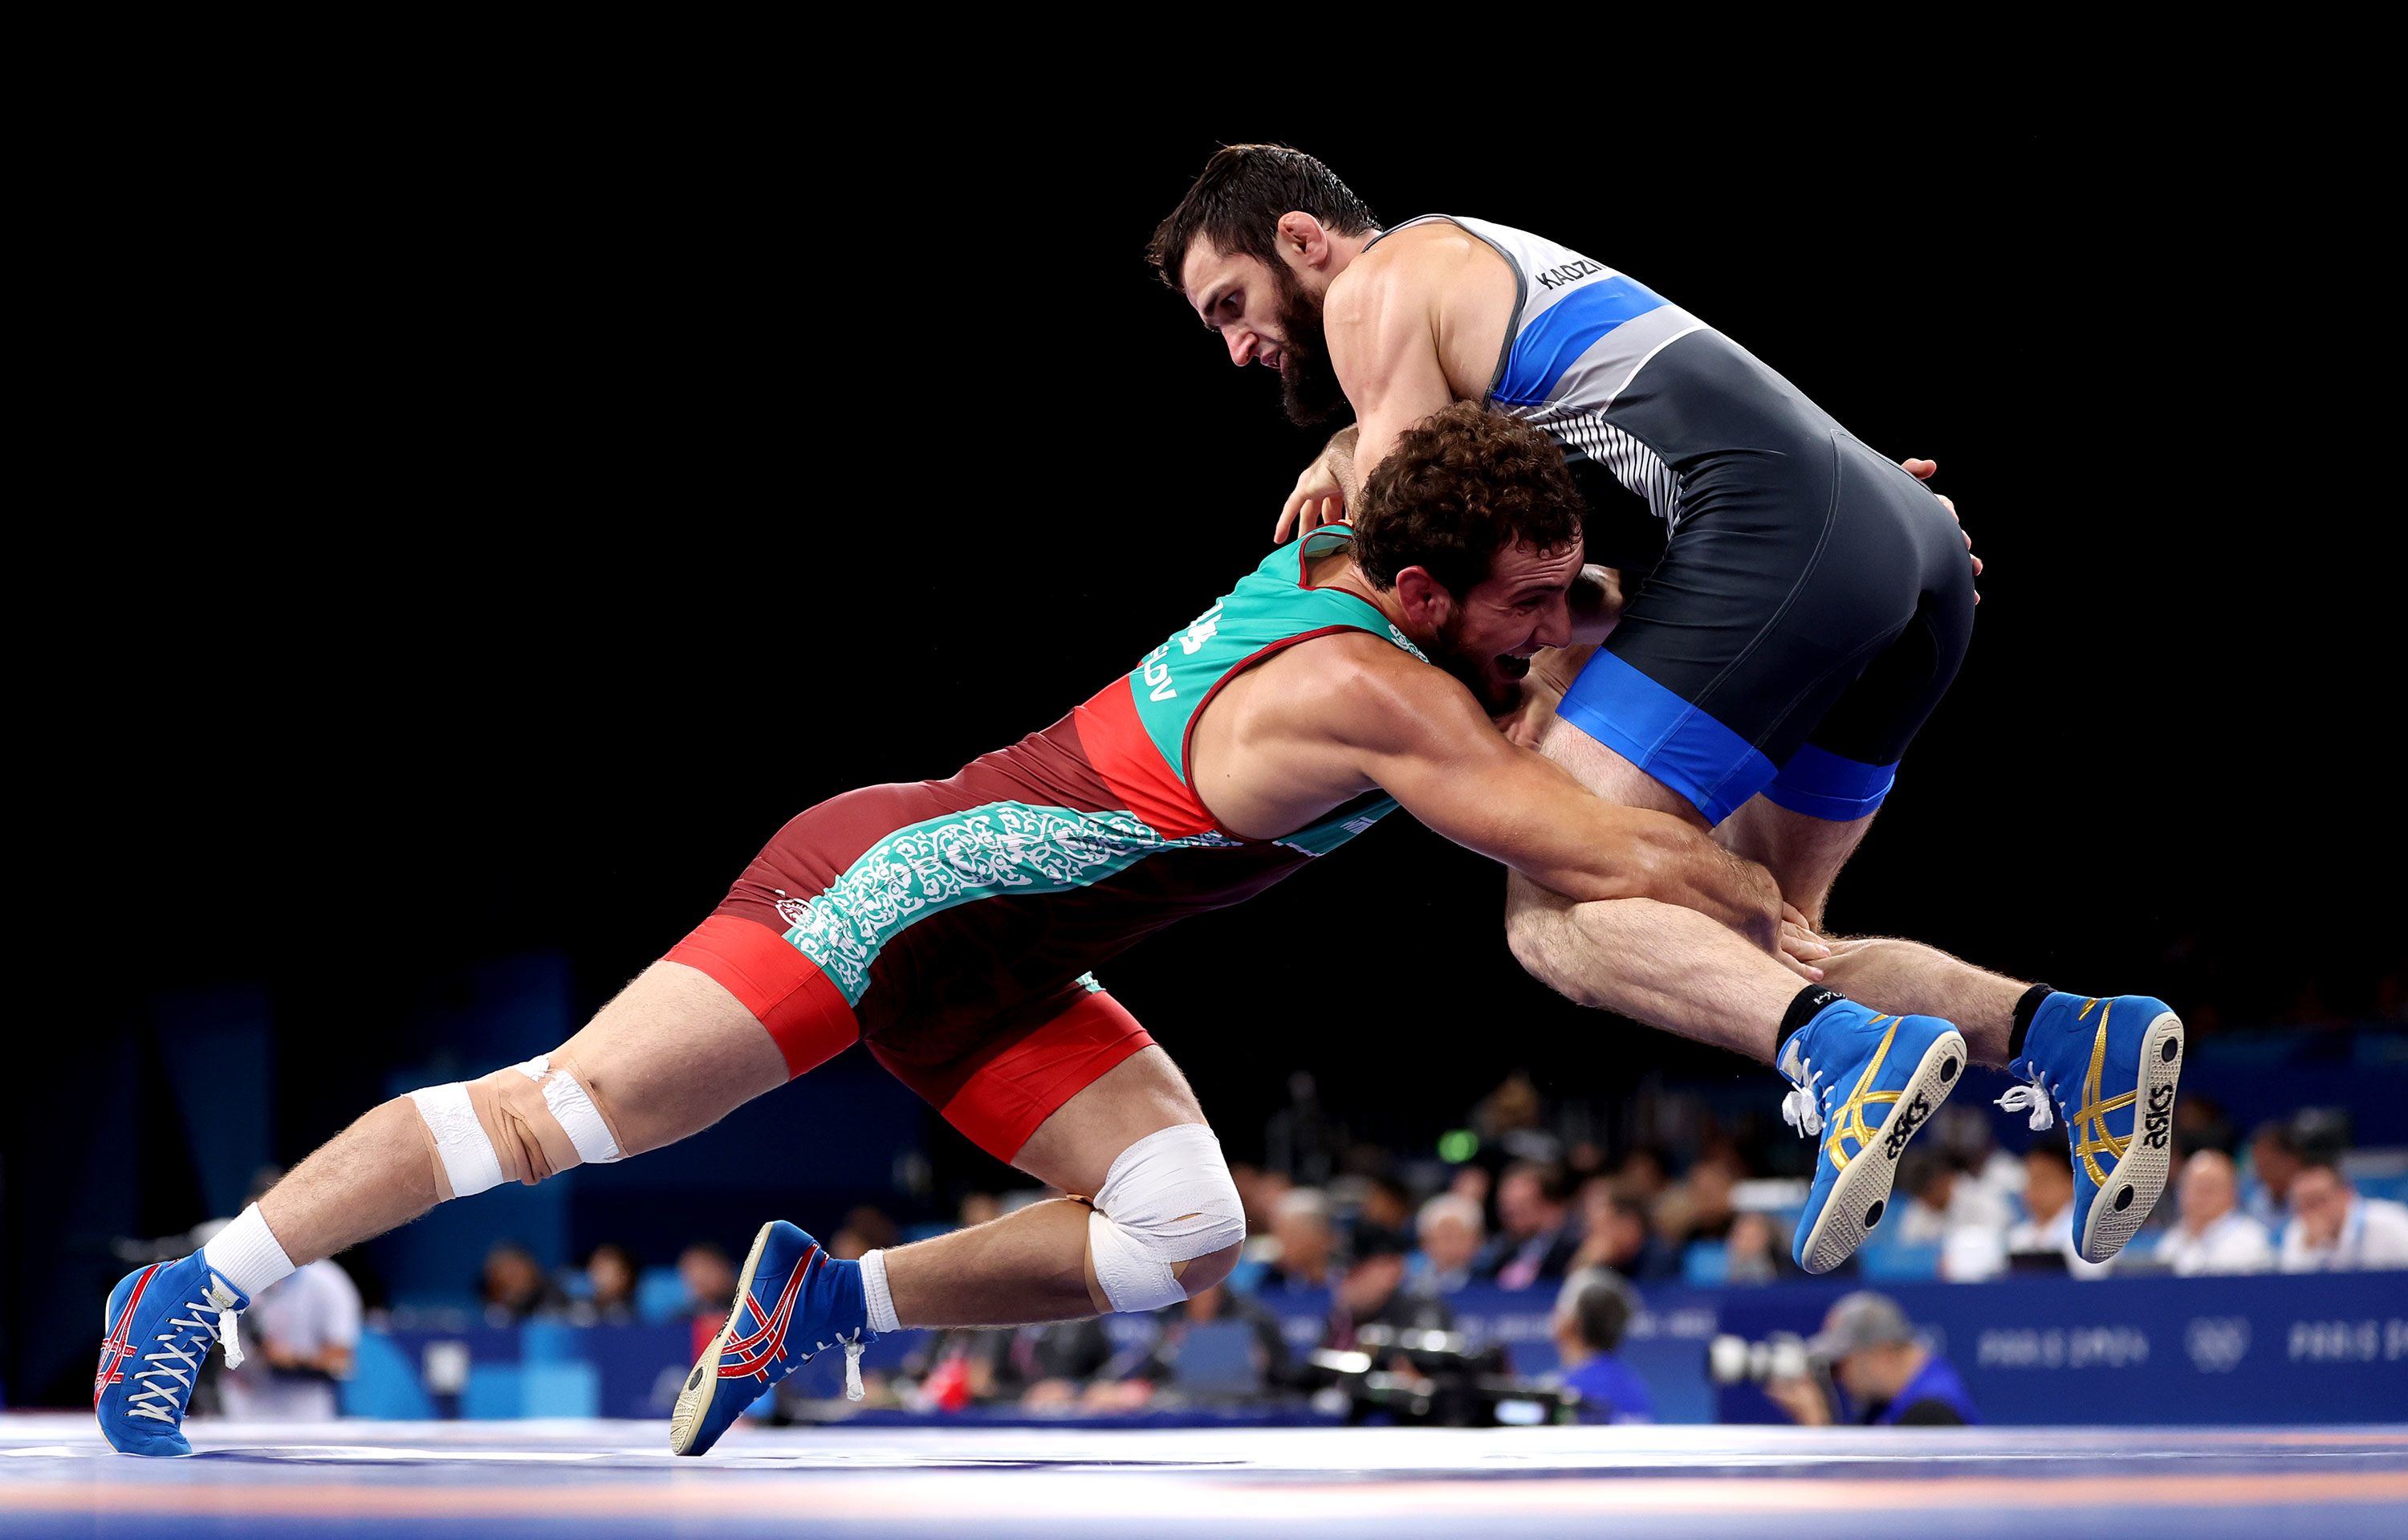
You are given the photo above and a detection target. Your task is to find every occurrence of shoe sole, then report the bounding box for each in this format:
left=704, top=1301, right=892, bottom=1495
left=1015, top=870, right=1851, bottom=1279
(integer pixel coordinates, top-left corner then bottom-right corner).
left=1798, top=1029, right=1967, bottom=1275
left=668, top=1219, right=779, bottom=1456
left=2076, top=1008, right=2185, bottom=1264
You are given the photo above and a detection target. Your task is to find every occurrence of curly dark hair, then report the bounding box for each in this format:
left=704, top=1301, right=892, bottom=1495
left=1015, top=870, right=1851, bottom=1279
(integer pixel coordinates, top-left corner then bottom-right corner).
left=1147, top=144, right=1380, bottom=290
left=1352, top=404, right=1585, bottom=597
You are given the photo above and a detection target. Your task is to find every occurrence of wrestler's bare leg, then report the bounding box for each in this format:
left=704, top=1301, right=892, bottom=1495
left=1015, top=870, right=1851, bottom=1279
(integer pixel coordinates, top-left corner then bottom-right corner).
left=1504, top=717, right=1811, bottom=1065
left=878, top=1045, right=1240, bottom=1326
left=1719, top=795, right=2024, bottom=1066
left=258, top=959, right=787, bottom=1264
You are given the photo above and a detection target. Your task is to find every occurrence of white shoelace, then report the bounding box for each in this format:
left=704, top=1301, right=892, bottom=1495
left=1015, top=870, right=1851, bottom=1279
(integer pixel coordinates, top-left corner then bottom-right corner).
left=1997, top=1067, right=2058, bottom=1131
left=125, top=1294, right=242, bottom=1423
left=842, top=1335, right=866, bottom=1402
left=1781, top=1065, right=1826, bottom=1139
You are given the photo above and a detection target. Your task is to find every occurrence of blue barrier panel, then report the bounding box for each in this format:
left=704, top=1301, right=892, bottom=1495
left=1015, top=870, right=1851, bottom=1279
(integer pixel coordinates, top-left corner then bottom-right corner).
left=356, top=1271, right=2408, bottom=1427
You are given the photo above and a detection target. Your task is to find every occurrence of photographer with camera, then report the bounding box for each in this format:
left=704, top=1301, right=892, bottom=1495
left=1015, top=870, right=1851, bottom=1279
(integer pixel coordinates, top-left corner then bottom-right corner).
left=1548, top=1269, right=1654, bottom=1424
left=1762, top=1291, right=1980, bottom=1427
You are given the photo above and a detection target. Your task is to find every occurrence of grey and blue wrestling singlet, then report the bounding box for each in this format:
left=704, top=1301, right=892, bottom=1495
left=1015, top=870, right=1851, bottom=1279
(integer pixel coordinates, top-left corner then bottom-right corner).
left=1371, top=214, right=1977, bottom=827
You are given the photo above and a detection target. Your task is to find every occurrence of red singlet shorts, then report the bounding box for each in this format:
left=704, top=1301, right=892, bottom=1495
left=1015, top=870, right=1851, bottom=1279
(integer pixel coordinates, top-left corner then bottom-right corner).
left=659, top=780, right=1160, bottom=1165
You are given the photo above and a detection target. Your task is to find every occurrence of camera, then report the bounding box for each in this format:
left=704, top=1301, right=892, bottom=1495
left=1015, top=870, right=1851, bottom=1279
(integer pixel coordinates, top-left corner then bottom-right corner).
left=1708, top=1331, right=1813, bottom=1386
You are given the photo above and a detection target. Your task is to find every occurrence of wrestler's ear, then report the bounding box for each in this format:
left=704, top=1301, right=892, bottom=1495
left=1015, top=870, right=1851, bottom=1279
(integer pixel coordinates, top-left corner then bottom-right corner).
left=1393, top=566, right=1454, bottom=630
left=1275, top=211, right=1328, bottom=270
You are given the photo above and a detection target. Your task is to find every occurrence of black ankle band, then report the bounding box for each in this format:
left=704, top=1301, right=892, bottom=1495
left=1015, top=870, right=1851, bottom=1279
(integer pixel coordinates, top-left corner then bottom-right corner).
left=2009, top=984, right=2055, bottom=1061
left=1780, top=985, right=1845, bottom=1052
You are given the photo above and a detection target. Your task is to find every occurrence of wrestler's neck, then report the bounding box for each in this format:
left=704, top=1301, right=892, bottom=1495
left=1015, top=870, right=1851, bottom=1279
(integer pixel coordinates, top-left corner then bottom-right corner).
left=1306, top=551, right=1430, bottom=650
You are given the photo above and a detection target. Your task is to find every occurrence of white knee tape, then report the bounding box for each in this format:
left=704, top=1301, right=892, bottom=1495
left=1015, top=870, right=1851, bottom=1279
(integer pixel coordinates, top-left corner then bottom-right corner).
left=1085, top=1123, right=1247, bottom=1314
left=515, top=1055, right=624, bottom=1166
left=407, top=1055, right=625, bottom=1202
left=407, top=1082, right=505, bottom=1199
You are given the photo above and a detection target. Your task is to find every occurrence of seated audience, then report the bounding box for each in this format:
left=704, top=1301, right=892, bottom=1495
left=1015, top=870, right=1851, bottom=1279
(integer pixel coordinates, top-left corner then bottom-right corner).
left=1477, top=1161, right=1580, bottom=1290
left=2157, top=1151, right=2276, bottom=1275
left=1412, top=1192, right=1484, bottom=1294
left=2280, top=1159, right=2408, bottom=1271
left=1323, top=1223, right=1453, bottom=1355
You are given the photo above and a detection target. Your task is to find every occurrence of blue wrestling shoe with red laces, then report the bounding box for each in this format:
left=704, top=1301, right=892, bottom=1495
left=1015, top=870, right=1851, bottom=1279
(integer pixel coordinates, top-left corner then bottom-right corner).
left=94, top=1253, right=250, bottom=1456
left=669, top=1220, right=874, bottom=1456
left=1998, top=992, right=2185, bottom=1263
left=1780, top=999, right=1967, bottom=1273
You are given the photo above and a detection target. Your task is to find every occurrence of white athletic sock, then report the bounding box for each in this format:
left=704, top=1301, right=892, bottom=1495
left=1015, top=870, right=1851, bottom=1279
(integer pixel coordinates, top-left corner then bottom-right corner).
left=859, top=1247, right=901, bottom=1334
left=201, top=1204, right=297, bottom=1298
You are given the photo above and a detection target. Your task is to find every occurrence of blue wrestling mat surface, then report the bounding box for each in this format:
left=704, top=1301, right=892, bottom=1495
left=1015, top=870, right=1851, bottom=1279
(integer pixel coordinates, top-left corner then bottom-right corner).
left=4, top=1415, right=2404, bottom=1538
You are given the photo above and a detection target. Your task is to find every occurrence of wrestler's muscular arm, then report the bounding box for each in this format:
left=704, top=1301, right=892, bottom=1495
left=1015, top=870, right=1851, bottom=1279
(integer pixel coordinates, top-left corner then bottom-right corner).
left=1200, top=634, right=1782, bottom=948
left=1275, top=230, right=1511, bottom=540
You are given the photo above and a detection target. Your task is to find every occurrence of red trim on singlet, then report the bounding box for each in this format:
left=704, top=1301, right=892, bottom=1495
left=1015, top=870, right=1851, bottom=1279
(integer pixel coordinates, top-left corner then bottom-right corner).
left=1071, top=678, right=1218, bottom=839
left=664, top=915, right=860, bottom=1079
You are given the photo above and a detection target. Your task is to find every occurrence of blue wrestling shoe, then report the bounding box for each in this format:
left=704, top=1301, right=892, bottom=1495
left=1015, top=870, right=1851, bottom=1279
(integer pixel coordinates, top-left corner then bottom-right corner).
left=669, top=1220, right=874, bottom=1456
left=1780, top=999, right=1968, bottom=1273
left=1998, top=992, right=2185, bottom=1263
left=94, top=1253, right=249, bottom=1456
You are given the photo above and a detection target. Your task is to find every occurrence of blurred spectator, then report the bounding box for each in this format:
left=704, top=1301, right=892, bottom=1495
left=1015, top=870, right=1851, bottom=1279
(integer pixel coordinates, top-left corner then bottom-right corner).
left=2003, top=1142, right=2110, bottom=1280
left=1324, top=1223, right=1452, bottom=1353
left=907, top=1318, right=1118, bottom=1409
left=1721, top=1212, right=1787, bottom=1285
left=1479, top=1161, right=1579, bottom=1290
left=1258, top=1188, right=1335, bottom=1292
left=1892, top=1151, right=1962, bottom=1248
left=831, top=1205, right=899, bottom=1261
left=207, top=1176, right=363, bottom=1421
left=2157, top=1151, right=2276, bottom=1275
left=1359, top=1169, right=1416, bottom=1233
left=1615, top=1147, right=1671, bottom=1208
left=1569, top=1184, right=1678, bottom=1284
left=2280, top=1160, right=2408, bottom=1271
left=1893, top=1149, right=2012, bottom=1262
left=576, top=1243, right=639, bottom=1325
left=480, top=1242, right=566, bottom=1324
left=2244, top=1122, right=2306, bottom=1228
left=1447, top=1163, right=1492, bottom=1211
left=1935, top=1106, right=2024, bottom=1210
left=1413, top=1193, right=1485, bottom=1294
left=1655, top=1155, right=1740, bottom=1251
left=1230, top=1163, right=1292, bottom=1278
left=677, top=1243, right=738, bottom=1317
left=2171, top=1093, right=2237, bottom=1162
left=1121, top=1280, right=1295, bottom=1396
left=1472, top=1073, right=1561, bottom=1167
left=1266, top=1070, right=1343, bottom=1185
left=957, top=1192, right=1003, bottom=1229
left=1767, top=1291, right=1981, bottom=1426
left=1549, top=1268, right=1653, bottom=1423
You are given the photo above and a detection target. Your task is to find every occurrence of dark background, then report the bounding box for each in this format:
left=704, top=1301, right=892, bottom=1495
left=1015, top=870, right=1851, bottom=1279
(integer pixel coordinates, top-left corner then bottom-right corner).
left=14, top=97, right=2397, bottom=1402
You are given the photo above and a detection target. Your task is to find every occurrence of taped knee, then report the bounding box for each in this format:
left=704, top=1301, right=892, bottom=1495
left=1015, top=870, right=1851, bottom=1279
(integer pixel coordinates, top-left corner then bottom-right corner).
left=405, top=1053, right=627, bottom=1200
left=1084, top=1123, right=1247, bottom=1314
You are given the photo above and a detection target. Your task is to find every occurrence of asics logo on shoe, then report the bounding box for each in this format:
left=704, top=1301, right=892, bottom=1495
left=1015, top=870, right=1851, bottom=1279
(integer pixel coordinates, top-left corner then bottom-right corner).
left=1882, top=1092, right=1932, bottom=1158
left=2144, top=1083, right=2174, bottom=1149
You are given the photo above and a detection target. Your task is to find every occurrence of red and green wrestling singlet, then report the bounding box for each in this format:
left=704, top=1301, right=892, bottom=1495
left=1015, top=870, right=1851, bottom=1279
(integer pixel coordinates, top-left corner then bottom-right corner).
left=665, top=527, right=1426, bottom=1160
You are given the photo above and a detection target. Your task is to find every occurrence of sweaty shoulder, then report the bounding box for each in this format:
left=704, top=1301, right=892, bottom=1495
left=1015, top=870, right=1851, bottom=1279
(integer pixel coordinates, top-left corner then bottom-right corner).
left=1328, top=224, right=1515, bottom=405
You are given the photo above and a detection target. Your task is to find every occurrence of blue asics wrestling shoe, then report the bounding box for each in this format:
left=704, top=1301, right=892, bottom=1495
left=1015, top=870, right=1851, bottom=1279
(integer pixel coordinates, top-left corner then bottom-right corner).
left=1998, top=992, right=2185, bottom=1263
left=94, top=1253, right=249, bottom=1456
left=669, top=1220, right=875, bottom=1456
left=1780, top=999, right=1968, bottom=1273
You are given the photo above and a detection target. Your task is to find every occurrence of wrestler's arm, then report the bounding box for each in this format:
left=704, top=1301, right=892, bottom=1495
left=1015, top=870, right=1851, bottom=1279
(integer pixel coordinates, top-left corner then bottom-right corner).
left=1273, top=259, right=1457, bottom=540
left=1316, top=646, right=1783, bottom=949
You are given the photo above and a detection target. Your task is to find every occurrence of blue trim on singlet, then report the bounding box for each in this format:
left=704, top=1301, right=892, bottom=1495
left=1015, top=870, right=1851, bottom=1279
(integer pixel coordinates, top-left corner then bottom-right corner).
left=1556, top=650, right=1774, bottom=827
left=1493, top=275, right=1671, bottom=405
left=1763, top=744, right=1900, bottom=822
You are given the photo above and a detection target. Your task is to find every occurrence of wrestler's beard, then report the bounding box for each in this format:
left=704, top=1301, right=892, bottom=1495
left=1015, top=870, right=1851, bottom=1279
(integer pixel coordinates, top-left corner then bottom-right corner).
left=1429, top=609, right=1531, bottom=716
left=1270, top=266, right=1349, bottom=426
